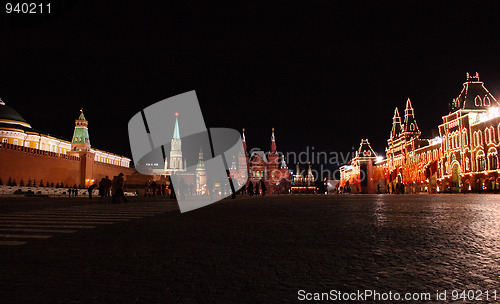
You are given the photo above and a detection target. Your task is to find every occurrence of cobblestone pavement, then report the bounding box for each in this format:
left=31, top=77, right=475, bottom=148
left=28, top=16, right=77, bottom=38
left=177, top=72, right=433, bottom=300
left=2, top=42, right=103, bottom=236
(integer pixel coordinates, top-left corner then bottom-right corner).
left=1, top=194, right=500, bottom=303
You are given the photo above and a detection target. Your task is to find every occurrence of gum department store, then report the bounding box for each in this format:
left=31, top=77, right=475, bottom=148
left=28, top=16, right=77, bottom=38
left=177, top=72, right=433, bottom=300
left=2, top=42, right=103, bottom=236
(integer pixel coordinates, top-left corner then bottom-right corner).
left=340, top=72, right=500, bottom=193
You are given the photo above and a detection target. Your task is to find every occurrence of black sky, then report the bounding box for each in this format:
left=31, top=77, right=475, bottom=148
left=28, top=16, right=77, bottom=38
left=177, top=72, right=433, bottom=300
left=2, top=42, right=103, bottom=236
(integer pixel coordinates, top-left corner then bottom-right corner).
left=2, top=1, right=500, bottom=166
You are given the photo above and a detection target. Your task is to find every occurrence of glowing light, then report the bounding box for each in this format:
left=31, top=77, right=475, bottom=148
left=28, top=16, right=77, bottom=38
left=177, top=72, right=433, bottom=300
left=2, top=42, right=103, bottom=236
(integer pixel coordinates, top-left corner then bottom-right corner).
left=376, top=156, right=384, bottom=163
left=430, top=136, right=442, bottom=144
left=488, top=107, right=499, bottom=116
left=175, top=112, right=179, bottom=116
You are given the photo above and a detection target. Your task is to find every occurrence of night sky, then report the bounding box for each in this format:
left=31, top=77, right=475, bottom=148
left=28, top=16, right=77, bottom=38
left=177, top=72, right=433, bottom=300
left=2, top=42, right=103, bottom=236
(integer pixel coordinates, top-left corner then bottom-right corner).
left=2, top=1, right=500, bottom=167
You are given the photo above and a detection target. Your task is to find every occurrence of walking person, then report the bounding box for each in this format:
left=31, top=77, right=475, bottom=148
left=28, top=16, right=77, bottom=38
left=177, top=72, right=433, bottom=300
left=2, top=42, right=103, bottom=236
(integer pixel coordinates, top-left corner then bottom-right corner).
left=88, top=183, right=97, bottom=200
left=104, top=176, right=112, bottom=202
left=260, top=179, right=267, bottom=196
left=255, top=181, right=260, bottom=196
left=117, top=173, right=127, bottom=203
left=98, top=178, right=105, bottom=200
left=247, top=182, right=254, bottom=196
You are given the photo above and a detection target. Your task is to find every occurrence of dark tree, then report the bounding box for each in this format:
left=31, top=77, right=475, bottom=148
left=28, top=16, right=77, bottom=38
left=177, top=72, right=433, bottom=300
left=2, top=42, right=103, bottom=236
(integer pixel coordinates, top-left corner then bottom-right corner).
left=19, top=179, right=25, bottom=187
left=7, top=177, right=13, bottom=186
left=39, top=180, right=44, bottom=187
left=27, top=179, right=32, bottom=187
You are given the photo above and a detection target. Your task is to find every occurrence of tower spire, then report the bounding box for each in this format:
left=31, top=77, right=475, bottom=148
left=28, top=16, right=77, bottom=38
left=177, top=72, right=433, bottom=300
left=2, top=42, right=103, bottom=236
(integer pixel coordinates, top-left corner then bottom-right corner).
left=270, top=127, right=276, bottom=153
left=242, top=128, right=247, bottom=152
left=169, top=112, right=183, bottom=171
left=403, top=98, right=420, bottom=136
left=173, top=112, right=180, bottom=140
left=280, top=156, right=288, bottom=169
left=71, top=108, right=90, bottom=151
left=390, top=107, right=402, bottom=139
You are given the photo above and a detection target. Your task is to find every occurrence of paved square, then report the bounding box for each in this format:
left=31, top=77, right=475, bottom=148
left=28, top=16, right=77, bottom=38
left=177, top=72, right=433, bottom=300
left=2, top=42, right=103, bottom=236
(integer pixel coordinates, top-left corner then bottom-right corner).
left=1, top=194, right=500, bottom=303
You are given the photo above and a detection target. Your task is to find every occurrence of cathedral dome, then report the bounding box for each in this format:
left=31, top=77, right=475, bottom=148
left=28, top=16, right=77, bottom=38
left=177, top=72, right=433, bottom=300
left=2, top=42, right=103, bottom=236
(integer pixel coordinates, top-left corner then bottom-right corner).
left=0, top=99, right=32, bottom=129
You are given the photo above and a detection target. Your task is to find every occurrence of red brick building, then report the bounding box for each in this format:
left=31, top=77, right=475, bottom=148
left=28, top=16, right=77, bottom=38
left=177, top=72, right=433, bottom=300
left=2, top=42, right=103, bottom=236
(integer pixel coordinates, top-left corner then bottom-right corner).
left=0, top=99, right=134, bottom=188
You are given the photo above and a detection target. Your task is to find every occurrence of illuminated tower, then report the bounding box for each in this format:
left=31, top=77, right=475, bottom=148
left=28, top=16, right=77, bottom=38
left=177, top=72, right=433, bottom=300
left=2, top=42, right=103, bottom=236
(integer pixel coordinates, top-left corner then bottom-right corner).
left=403, top=98, right=421, bottom=139
left=196, top=146, right=207, bottom=193
left=390, top=107, right=402, bottom=139
left=268, top=128, right=280, bottom=182
left=168, top=112, right=183, bottom=171
left=294, top=162, right=304, bottom=185
left=71, top=109, right=91, bottom=152
left=238, top=128, right=249, bottom=181
left=305, top=162, right=314, bottom=186
left=69, top=109, right=95, bottom=187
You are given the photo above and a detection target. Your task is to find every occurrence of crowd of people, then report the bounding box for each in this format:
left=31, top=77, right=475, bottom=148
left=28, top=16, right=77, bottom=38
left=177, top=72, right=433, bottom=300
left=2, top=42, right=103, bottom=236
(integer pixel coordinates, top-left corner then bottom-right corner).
left=85, top=173, right=127, bottom=203
left=236, top=179, right=267, bottom=196
left=80, top=175, right=271, bottom=203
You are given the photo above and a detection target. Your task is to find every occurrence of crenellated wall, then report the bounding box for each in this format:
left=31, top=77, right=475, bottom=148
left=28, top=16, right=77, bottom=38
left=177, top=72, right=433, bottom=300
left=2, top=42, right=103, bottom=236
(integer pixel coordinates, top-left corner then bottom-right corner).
left=0, top=143, right=135, bottom=187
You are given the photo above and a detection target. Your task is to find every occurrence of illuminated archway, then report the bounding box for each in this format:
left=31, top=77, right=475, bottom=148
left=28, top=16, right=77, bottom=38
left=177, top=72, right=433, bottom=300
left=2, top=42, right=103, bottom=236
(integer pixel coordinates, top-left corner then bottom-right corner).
left=451, top=162, right=462, bottom=193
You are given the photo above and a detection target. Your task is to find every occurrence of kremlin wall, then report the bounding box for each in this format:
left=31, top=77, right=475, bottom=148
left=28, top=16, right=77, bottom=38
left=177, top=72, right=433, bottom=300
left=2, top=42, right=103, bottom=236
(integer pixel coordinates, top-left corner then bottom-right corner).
left=0, top=100, right=134, bottom=188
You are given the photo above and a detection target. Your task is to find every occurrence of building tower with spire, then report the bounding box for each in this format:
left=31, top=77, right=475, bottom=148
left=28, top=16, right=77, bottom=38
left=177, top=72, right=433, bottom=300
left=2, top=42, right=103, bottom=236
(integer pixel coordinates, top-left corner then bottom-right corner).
left=238, top=128, right=249, bottom=182
left=294, top=162, right=304, bottom=185
left=167, top=112, right=184, bottom=172
left=305, top=162, right=314, bottom=186
left=68, top=109, right=96, bottom=187
left=196, top=146, right=207, bottom=193
left=390, top=107, right=402, bottom=139
left=71, top=109, right=91, bottom=152
left=403, top=98, right=421, bottom=139
left=267, top=128, right=280, bottom=182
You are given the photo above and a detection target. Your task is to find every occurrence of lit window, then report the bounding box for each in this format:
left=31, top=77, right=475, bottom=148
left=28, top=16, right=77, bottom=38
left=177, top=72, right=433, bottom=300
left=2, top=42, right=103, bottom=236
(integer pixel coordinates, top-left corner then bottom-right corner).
left=2, top=138, right=7, bottom=143
left=484, top=96, right=491, bottom=106
left=477, top=155, right=486, bottom=171
left=13, top=139, right=18, bottom=145
left=475, top=95, right=482, bottom=106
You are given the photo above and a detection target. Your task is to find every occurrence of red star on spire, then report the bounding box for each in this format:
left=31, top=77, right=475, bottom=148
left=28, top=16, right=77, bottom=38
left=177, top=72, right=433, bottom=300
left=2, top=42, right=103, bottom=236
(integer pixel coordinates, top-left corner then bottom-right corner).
left=175, top=112, right=179, bottom=116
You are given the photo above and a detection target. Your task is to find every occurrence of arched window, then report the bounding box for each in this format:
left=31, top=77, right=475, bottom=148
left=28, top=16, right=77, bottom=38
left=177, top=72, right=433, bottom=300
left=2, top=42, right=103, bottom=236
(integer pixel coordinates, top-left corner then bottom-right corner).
left=490, top=127, right=495, bottom=143
left=463, top=132, right=468, bottom=146
left=479, top=130, right=483, bottom=146
left=484, top=95, right=491, bottom=106
left=477, top=153, right=486, bottom=171
left=488, top=148, right=498, bottom=170
left=475, top=95, right=482, bottom=106
left=489, top=154, right=498, bottom=170
left=485, top=129, right=490, bottom=144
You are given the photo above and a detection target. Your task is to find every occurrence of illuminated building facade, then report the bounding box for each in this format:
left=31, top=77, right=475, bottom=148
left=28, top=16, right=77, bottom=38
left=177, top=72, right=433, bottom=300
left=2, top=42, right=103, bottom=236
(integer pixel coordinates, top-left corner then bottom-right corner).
left=340, top=72, right=500, bottom=193
left=0, top=99, right=133, bottom=187
left=291, top=162, right=316, bottom=194
left=237, top=128, right=292, bottom=194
